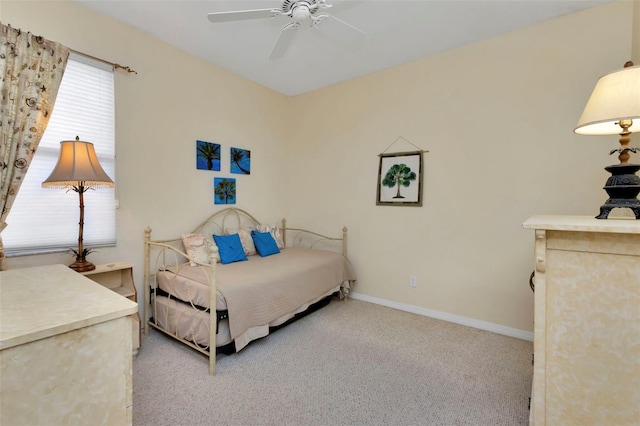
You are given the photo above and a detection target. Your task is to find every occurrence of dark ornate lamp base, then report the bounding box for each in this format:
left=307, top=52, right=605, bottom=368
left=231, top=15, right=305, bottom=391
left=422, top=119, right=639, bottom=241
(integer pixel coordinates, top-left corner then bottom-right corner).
left=596, top=199, right=640, bottom=219
left=595, top=163, right=640, bottom=219
left=69, top=259, right=96, bottom=272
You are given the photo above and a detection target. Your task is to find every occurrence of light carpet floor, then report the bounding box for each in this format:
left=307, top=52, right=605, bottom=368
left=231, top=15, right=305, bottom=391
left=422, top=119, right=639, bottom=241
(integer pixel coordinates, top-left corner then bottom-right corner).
left=133, top=298, right=533, bottom=426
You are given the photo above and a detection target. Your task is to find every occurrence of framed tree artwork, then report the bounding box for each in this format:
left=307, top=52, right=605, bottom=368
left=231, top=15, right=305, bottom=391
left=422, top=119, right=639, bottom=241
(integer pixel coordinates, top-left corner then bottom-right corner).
left=214, top=178, right=236, bottom=205
left=376, top=151, right=423, bottom=206
left=196, top=140, right=221, bottom=171
left=230, top=147, right=251, bottom=175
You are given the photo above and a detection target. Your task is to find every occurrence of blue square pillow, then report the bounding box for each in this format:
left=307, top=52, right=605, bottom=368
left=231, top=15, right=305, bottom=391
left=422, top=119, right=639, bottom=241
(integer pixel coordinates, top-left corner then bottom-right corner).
left=251, top=230, right=281, bottom=257
left=213, top=233, right=248, bottom=264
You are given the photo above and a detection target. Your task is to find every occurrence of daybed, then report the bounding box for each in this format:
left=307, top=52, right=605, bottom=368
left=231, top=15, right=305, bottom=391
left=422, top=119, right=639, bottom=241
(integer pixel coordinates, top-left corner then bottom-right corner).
left=143, top=207, right=356, bottom=375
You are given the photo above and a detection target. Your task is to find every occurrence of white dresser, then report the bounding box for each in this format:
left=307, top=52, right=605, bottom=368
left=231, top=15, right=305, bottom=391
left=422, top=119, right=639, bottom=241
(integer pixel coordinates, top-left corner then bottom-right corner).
left=523, top=216, right=640, bottom=425
left=0, top=264, right=139, bottom=425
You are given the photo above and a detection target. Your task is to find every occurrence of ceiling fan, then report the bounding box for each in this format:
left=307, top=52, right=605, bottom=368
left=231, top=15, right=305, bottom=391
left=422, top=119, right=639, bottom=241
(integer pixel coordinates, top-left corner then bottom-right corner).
left=207, top=0, right=366, bottom=60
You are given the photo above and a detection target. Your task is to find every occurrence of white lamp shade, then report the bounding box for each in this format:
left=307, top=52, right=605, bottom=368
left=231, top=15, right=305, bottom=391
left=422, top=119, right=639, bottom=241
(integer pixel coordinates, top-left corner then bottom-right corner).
left=42, top=139, right=114, bottom=188
left=574, top=65, right=640, bottom=136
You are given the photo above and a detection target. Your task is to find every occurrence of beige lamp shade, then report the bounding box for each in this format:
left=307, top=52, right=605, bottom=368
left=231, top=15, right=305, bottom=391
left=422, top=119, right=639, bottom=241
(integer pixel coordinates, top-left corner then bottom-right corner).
left=574, top=65, right=640, bottom=136
left=42, top=137, right=114, bottom=188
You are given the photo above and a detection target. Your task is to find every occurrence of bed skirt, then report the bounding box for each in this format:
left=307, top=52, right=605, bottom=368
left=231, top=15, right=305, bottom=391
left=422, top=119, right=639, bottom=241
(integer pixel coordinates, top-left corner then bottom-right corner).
left=152, top=284, right=341, bottom=352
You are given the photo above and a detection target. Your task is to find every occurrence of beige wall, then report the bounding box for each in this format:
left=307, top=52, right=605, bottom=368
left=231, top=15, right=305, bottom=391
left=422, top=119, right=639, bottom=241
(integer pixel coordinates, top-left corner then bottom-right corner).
left=284, top=1, right=632, bottom=332
left=1, top=1, right=290, bottom=302
left=1, top=1, right=633, bottom=334
left=633, top=0, right=640, bottom=63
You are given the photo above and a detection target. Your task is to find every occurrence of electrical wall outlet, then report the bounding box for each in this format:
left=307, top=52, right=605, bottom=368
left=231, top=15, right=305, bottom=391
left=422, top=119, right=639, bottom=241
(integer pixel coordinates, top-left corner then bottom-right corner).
left=409, top=275, right=417, bottom=287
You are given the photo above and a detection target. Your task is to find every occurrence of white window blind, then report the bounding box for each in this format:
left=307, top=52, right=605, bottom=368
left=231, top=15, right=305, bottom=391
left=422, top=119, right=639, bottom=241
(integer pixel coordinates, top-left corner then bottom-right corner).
left=4, top=53, right=116, bottom=254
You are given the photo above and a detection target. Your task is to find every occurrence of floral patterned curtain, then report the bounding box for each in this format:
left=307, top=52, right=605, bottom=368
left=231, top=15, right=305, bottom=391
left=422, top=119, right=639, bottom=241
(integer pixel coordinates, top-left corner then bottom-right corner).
left=0, top=23, right=69, bottom=270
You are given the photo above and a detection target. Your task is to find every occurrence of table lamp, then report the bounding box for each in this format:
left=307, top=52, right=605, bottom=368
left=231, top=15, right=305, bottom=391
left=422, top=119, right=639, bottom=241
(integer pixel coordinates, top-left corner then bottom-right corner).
left=42, top=136, right=115, bottom=271
left=574, top=61, right=640, bottom=219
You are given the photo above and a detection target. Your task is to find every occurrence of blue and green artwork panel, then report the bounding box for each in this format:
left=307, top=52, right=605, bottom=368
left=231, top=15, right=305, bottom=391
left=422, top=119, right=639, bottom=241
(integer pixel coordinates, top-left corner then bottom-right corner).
left=196, top=140, right=221, bottom=171
left=230, top=147, right=250, bottom=175
left=214, top=178, right=236, bottom=205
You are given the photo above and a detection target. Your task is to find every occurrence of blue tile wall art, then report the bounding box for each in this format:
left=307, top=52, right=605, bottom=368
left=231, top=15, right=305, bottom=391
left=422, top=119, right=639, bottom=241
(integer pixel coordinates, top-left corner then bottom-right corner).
left=230, top=147, right=250, bottom=175
left=196, top=140, right=221, bottom=171
left=214, top=177, right=236, bottom=205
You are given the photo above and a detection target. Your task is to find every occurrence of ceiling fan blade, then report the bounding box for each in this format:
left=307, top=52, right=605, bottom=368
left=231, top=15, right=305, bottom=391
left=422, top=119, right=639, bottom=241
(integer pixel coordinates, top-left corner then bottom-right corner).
left=313, top=14, right=367, bottom=51
left=269, top=24, right=298, bottom=60
left=320, top=13, right=366, bottom=36
left=207, top=8, right=275, bottom=23
left=321, top=1, right=364, bottom=15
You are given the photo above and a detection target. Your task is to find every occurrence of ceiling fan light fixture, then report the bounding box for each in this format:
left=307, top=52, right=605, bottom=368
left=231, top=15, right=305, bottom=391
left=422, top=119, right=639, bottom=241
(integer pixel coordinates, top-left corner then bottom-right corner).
left=282, top=0, right=320, bottom=15
left=207, top=0, right=366, bottom=59
left=292, top=4, right=311, bottom=22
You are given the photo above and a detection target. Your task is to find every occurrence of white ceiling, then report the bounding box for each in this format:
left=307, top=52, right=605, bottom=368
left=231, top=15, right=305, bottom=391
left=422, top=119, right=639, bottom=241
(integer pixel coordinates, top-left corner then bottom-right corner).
left=76, top=0, right=612, bottom=96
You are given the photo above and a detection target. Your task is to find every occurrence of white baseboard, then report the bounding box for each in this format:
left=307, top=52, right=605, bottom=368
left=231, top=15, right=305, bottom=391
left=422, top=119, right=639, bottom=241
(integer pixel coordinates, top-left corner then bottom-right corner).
left=349, top=292, right=534, bottom=342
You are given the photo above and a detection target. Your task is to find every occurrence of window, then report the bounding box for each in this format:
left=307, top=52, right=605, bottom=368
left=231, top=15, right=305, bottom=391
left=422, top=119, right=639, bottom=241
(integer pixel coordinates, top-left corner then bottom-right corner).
left=4, top=53, right=116, bottom=255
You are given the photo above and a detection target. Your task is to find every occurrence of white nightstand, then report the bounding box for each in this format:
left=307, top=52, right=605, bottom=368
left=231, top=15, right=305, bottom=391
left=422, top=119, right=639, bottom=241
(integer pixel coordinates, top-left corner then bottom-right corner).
left=82, top=262, right=141, bottom=356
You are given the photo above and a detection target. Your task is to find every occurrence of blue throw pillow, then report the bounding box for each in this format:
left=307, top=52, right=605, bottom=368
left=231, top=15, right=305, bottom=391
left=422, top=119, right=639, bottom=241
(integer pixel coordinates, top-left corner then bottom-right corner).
left=251, top=230, right=281, bottom=257
left=213, top=233, right=248, bottom=264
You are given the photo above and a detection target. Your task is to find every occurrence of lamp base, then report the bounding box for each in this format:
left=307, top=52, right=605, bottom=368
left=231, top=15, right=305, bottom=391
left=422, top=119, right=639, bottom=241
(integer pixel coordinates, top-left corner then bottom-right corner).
left=595, top=163, right=640, bottom=219
left=69, top=259, right=96, bottom=272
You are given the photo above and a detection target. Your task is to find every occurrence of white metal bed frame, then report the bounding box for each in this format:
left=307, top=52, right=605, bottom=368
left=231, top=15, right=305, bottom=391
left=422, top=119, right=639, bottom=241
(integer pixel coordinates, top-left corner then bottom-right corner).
left=143, top=207, right=348, bottom=375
